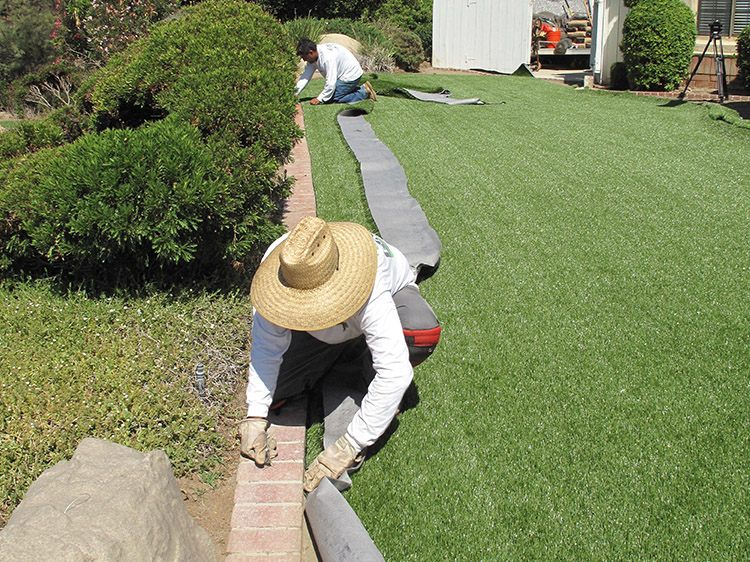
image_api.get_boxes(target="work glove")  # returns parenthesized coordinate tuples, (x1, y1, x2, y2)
(238, 417, 277, 467)
(303, 435, 359, 492)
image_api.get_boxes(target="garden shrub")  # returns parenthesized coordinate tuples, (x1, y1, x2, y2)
(0, 1, 57, 86)
(0, 119, 65, 160)
(738, 26, 750, 90)
(283, 16, 327, 44)
(620, 0, 697, 91)
(0, 116, 284, 276)
(0, 0, 299, 279)
(388, 27, 424, 71)
(3, 60, 86, 114)
(367, 0, 432, 58)
(610, 61, 630, 90)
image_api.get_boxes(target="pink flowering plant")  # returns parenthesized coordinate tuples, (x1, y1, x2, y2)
(66, 0, 178, 62)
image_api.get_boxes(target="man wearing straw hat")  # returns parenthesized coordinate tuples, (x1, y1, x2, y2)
(239, 216, 440, 492)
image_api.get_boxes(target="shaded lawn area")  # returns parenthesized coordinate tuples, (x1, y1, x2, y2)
(300, 74, 750, 560)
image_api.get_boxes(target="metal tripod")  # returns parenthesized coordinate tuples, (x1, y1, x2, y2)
(681, 20, 729, 102)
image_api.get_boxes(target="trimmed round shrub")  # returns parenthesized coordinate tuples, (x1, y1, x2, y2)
(0, 116, 275, 276)
(620, 0, 697, 91)
(1, 0, 299, 281)
(738, 26, 750, 90)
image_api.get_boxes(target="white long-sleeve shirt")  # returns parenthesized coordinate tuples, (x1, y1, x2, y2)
(246, 232, 416, 451)
(295, 43, 363, 103)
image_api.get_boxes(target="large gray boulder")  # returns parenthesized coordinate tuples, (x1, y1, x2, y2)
(0, 438, 217, 562)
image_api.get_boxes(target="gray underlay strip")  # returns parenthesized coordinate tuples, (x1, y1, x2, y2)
(337, 109, 442, 279)
(305, 477, 386, 562)
(306, 104, 447, 559)
(400, 88, 484, 105)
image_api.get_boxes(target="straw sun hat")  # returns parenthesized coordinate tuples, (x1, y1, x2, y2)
(250, 216, 378, 331)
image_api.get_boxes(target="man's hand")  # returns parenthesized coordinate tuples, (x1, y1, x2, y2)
(303, 435, 358, 492)
(310, 98, 321, 105)
(238, 417, 277, 466)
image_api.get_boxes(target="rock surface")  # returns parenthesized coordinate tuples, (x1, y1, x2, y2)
(0, 438, 217, 562)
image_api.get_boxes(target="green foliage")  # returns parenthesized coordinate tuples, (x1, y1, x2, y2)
(2, 60, 86, 114)
(737, 26, 750, 90)
(283, 16, 327, 44)
(0, 119, 65, 159)
(620, 0, 697, 91)
(610, 61, 629, 90)
(0, 281, 253, 526)
(1, 0, 298, 281)
(0, 116, 287, 277)
(255, 0, 382, 22)
(0, 1, 58, 86)
(368, 0, 432, 57)
(623, 0, 641, 6)
(322, 18, 391, 49)
(389, 28, 424, 71)
(78, 0, 179, 62)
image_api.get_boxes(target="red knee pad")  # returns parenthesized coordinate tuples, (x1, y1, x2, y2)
(403, 326, 441, 366)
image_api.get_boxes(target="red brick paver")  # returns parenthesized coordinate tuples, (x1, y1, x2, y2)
(227, 105, 316, 561)
(282, 106, 317, 230)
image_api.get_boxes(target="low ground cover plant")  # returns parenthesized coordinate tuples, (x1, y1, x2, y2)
(0, 280, 252, 526)
(301, 74, 749, 560)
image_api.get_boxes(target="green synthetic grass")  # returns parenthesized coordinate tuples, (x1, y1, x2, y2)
(300, 75, 750, 560)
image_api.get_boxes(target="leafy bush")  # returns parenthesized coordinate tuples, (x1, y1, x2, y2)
(384, 26, 424, 71)
(738, 26, 750, 90)
(0, 119, 65, 160)
(1, 0, 299, 280)
(610, 61, 629, 90)
(3, 60, 87, 114)
(323, 18, 391, 49)
(620, 0, 696, 91)
(0, 116, 285, 277)
(368, 0, 432, 57)
(283, 16, 327, 44)
(0, 1, 58, 86)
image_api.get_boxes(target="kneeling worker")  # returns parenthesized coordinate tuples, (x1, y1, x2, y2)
(240, 217, 440, 492)
(295, 38, 377, 105)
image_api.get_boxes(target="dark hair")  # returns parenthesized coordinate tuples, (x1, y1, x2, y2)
(296, 38, 317, 56)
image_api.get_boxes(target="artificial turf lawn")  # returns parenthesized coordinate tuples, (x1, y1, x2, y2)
(300, 74, 749, 560)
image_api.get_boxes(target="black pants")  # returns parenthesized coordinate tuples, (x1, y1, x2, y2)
(273, 285, 440, 404)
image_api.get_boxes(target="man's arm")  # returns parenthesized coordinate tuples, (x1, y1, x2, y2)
(345, 292, 413, 450)
(245, 313, 291, 417)
(295, 63, 315, 97)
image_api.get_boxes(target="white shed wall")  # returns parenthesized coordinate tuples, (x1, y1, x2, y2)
(433, 0, 533, 74)
(591, 0, 628, 85)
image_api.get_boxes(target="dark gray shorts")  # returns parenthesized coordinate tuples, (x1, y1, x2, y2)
(272, 285, 440, 403)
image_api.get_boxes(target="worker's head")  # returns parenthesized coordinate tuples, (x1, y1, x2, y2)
(296, 38, 318, 64)
(250, 217, 377, 331)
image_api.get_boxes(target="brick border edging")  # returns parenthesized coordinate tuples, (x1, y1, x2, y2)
(226, 105, 316, 561)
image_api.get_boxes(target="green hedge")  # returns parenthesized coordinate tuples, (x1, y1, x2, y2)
(620, 0, 696, 91)
(1, 117, 267, 275)
(1, 0, 299, 281)
(738, 26, 750, 90)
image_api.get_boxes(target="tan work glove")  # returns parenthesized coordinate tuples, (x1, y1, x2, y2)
(238, 417, 277, 466)
(303, 435, 358, 492)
